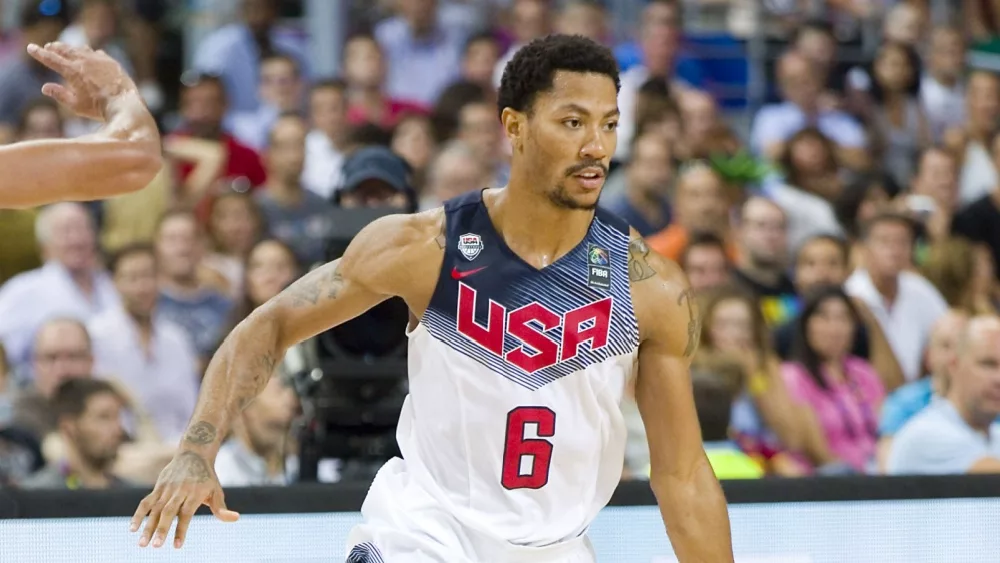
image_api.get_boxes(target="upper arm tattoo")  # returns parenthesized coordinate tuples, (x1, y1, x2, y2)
(677, 288, 700, 358)
(285, 262, 345, 308)
(628, 237, 657, 282)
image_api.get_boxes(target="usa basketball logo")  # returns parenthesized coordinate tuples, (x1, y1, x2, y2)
(458, 233, 484, 261)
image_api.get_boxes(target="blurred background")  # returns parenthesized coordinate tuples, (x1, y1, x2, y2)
(1, 0, 1000, 560)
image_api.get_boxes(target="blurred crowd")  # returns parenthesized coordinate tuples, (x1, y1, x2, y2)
(1, 0, 1000, 494)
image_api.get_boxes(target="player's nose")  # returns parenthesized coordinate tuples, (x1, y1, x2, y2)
(578, 128, 608, 161)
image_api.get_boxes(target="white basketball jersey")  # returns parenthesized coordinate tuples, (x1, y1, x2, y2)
(358, 190, 640, 553)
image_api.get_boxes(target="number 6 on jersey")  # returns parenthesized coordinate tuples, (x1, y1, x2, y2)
(501, 406, 556, 489)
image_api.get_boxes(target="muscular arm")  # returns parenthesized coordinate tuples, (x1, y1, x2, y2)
(176, 212, 442, 461)
(630, 236, 735, 563)
(0, 92, 161, 209)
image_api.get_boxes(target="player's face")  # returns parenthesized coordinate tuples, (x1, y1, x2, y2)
(517, 70, 619, 210)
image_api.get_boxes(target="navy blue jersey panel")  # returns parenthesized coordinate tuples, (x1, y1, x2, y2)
(423, 190, 639, 390)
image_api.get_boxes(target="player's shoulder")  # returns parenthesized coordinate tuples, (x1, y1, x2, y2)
(355, 207, 445, 252)
(626, 227, 696, 345)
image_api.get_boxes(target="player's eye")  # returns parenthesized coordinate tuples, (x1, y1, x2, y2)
(564, 118, 582, 129)
(604, 121, 619, 131)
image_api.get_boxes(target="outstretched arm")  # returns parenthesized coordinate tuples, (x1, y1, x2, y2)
(132, 211, 443, 549)
(0, 44, 161, 209)
(630, 236, 735, 563)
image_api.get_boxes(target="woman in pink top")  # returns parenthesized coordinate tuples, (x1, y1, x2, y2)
(782, 286, 887, 473)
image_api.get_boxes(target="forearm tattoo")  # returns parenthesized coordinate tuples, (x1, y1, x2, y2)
(628, 238, 657, 282)
(183, 421, 217, 446)
(286, 262, 344, 307)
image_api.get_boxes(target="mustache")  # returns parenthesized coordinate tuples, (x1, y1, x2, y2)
(564, 160, 608, 177)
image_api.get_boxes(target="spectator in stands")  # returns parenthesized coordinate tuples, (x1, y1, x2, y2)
(302, 79, 349, 199)
(230, 54, 306, 151)
(0, 203, 120, 374)
(461, 32, 501, 90)
(878, 309, 968, 471)
(9, 318, 93, 442)
(846, 212, 948, 382)
(790, 20, 843, 105)
(17, 97, 63, 141)
(256, 113, 334, 267)
(952, 129, 1000, 279)
(166, 73, 267, 218)
(731, 198, 797, 327)
(492, 0, 553, 89)
(766, 127, 844, 252)
(920, 26, 966, 142)
(691, 360, 764, 480)
(647, 162, 733, 262)
(204, 192, 263, 300)
(921, 238, 1000, 316)
(456, 98, 508, 186)
(776, 234, 905, 391)
(679, 232, 731, 293)
(21, 379, 128, 489)
(615, 0, 703, 161)
(676, 90, 721, 161)
(420, 141, 490, 211)
(390, 113, 437, 194)
(699, 287, 808, 475)
(553, 0, 607, 43)
(750, 51, 868, 171)
(336, 146, 417, 212)
(888, 315, 1000, 475)
(882, 2, 924, 47)
(909, 146, 959, 244)
(343, 33, 428, 129)
(943, 70, 1000, 208)
(783, 286, 886, 474)
(215, 370, 299, 486)
(89, 244, 200, 444)
(0, 0, 69, 144)
(863, 42, 929, 190)
(629, 79, 682, 160)
(374, 0, 467, 106)
(155, 210, 234, 366)
(231, 239, 300, 326)
(191, 0, 309, 114)
(600, 130, 673, 237)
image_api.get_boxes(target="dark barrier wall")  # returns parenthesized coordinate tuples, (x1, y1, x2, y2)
(3, 475, 1000, 519)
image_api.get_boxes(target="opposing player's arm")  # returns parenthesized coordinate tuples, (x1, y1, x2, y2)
(179, 210, 443, 459)
(629, 234, 735, 563)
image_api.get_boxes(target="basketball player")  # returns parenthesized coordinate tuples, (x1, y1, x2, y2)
(131, 35, 734, 562)
(0, 43, 161, 209)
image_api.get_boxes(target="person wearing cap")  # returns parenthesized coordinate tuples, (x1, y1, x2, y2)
(254, 113, 334, 268)
(335, 146, 418, 212)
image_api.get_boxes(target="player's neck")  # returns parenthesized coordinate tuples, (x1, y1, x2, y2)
(486, 187, 594, 268)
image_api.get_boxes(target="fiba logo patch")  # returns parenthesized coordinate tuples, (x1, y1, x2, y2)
(587, 244, 611, 289)
(458, 233, 484, 261)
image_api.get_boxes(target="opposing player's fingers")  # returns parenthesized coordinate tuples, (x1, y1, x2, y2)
(130, 494, 156, 533)
(44, 42, 80, 59)
(173, 496, 201, 549)
(26, 44, 72, 73)
(40, 83, 76, 108)
(151, 497, 183, 548)
(207, 489, 240, 523)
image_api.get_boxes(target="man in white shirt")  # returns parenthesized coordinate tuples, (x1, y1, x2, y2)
(920, 26, 966, 143)
(888, 315, 1000, 475)
(228, 54, 305, 151)
(302, 79, 349, 199)
(0, 203, 120, 374)
(846, 212, 948, 382)
(89, 244, 200, 444)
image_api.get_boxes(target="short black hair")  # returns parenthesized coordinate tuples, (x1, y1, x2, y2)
(497, 34, 620, 120)
(52, 378, 120, 422)
(680, 231, 728, 268)
(860, 210, 917, 241)
(791, 19, 835, 43)
(796, 234, 849, 266)
(310, 77, 348, 96)
(464, 30, 498, 55)
(108, 242, 156, 275)
(260, 52, 301, 78)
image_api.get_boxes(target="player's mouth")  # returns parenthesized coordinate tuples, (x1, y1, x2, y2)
(572, 167, 606, 191)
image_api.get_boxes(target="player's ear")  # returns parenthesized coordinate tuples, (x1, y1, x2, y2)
(500, 107, 524, 152)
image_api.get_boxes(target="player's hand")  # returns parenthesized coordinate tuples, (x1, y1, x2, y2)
(26, 42, 139, 122)
(130, 450, 240, 549)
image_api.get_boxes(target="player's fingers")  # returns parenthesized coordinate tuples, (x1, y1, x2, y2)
(40, 83, 77, 108)
(207, 488, 240, 523)
(151, 496, 183, 548)
(26, 44, 72, 74)
(130, 493, 156, 533)
(138, 499, 165, 547)
(43, 42, 81, 60)
(173, 496, 201, 549)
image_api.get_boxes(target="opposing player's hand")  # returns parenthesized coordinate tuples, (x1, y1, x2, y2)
(26, 42, 139, 122)
(131, 451, 240, 549)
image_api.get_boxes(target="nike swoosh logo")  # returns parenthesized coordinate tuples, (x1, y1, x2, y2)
(451, 266, 488, 280)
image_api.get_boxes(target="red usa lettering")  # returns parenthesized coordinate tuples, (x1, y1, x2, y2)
(456, 282, 612, 373)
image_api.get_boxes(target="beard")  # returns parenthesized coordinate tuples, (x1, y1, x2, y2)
(546, 181, 599, 211)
